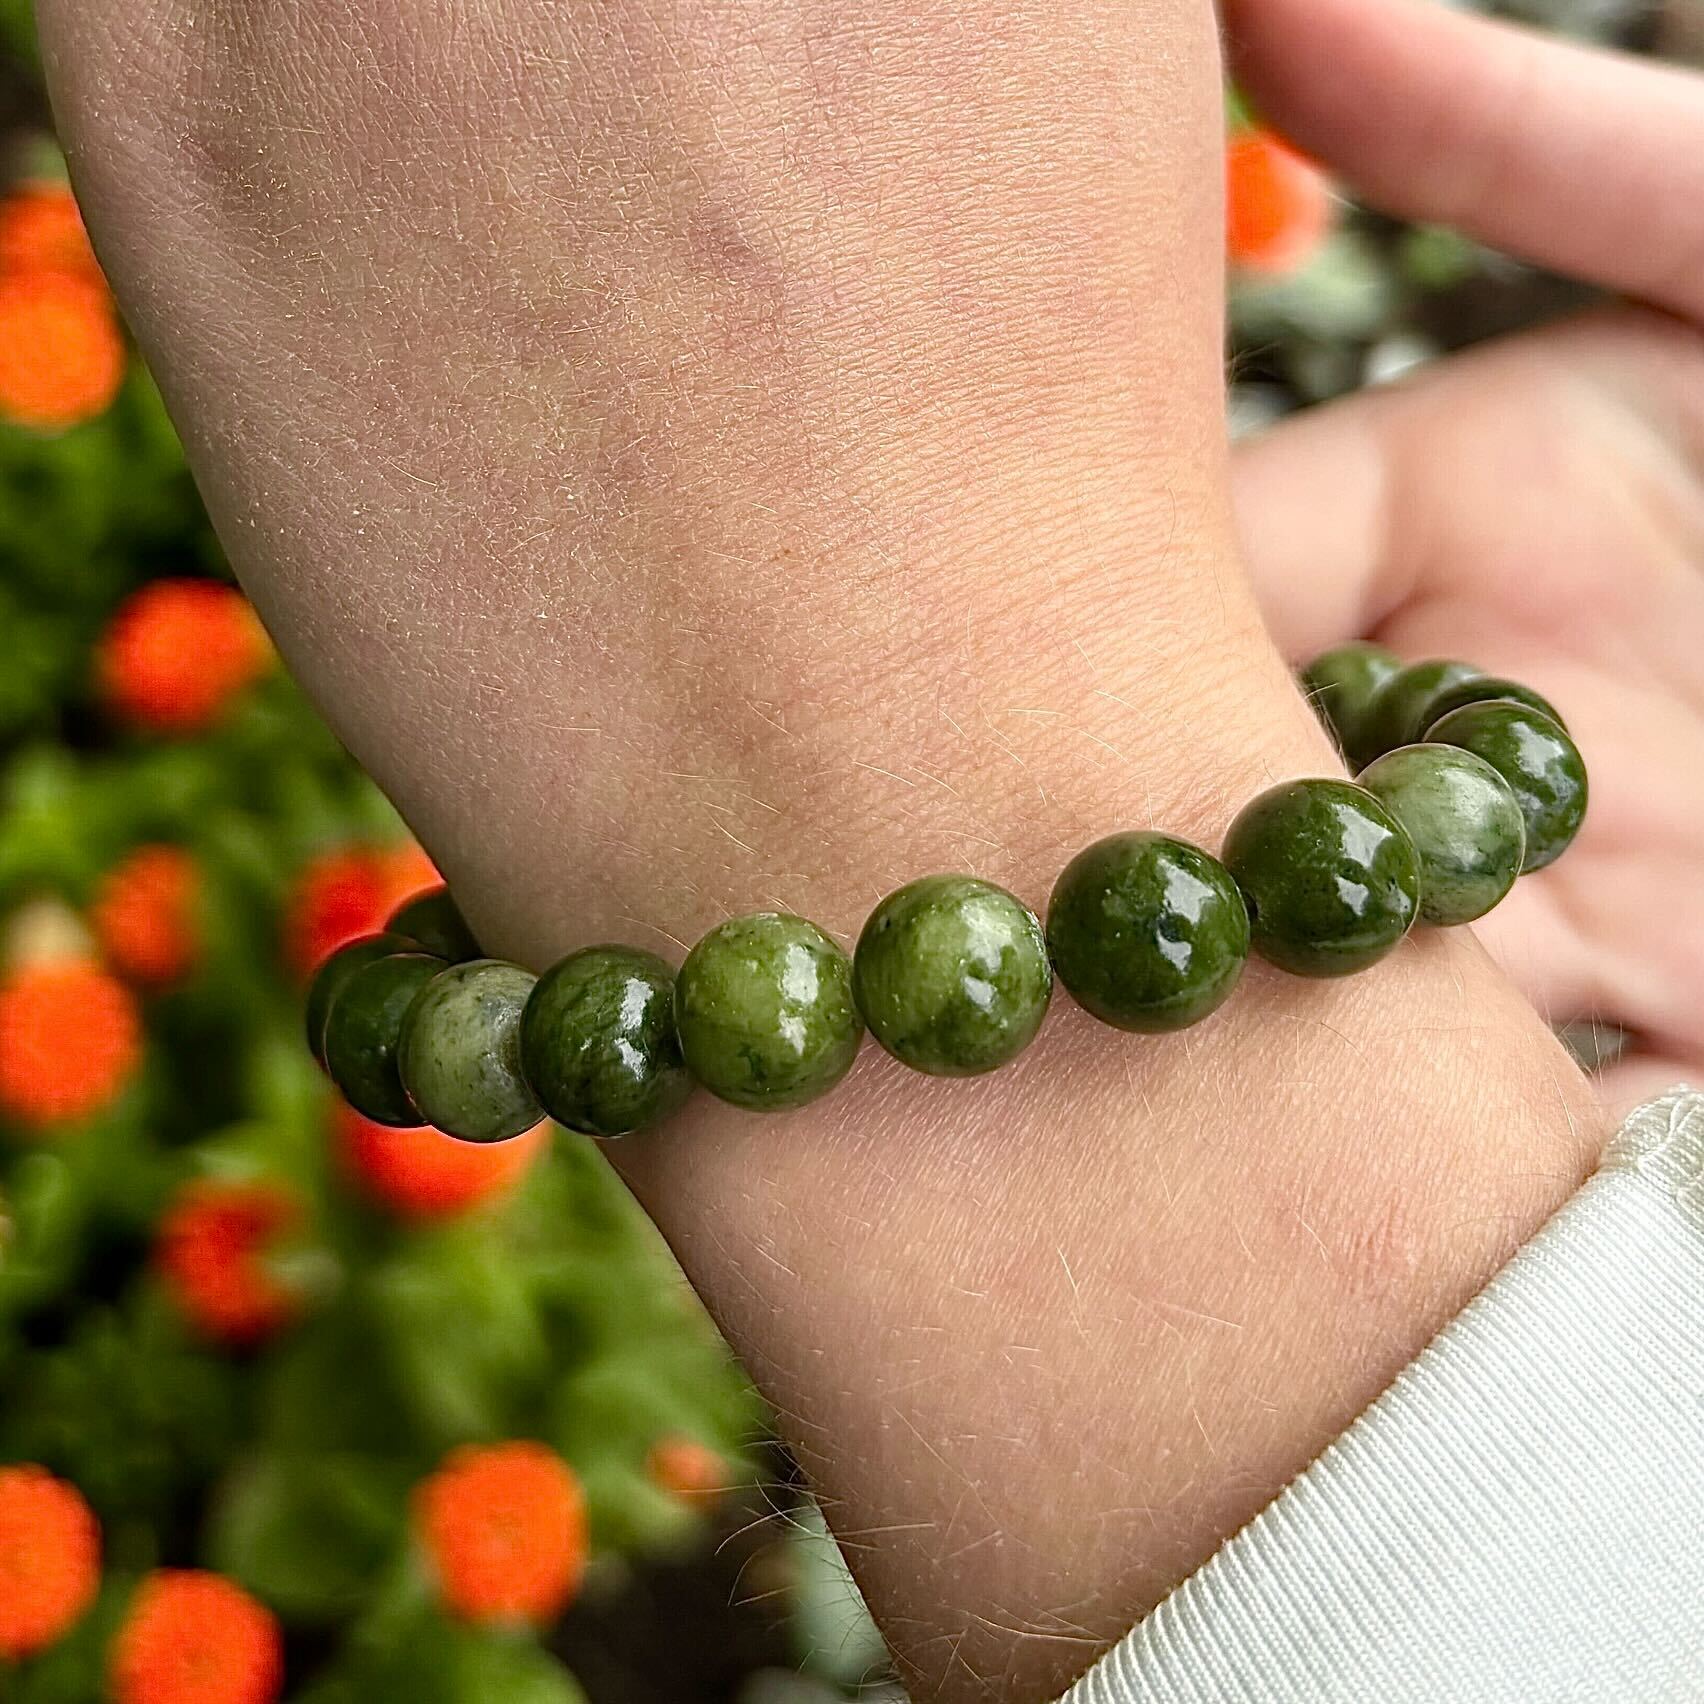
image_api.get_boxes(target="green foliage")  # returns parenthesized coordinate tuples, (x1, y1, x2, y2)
(0, 0, 34, 65)
(299, 1610, 589, 1704)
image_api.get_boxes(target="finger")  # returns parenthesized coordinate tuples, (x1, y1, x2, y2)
(1598, 1054, 1703, 1122)
(1223, 0, 1704, 322)
(1231, 380, 1405, 654)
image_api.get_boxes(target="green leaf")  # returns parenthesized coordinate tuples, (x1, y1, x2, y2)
(367, 1231, 550, 1446)
(299, 1610, 587, 1704)
(207, 1452, 409, 1621)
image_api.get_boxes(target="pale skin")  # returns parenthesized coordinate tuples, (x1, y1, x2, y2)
(31, 0, 1703, 1697)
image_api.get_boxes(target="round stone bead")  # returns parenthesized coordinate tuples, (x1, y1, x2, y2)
(386, 886, 481, 963)
(675, 914, 863, 1111)
(1358, 745, 1526, 925)
(1361, 659, 1481, 761)
(1222, 779, 1421, 977)
(1047, 833, 1249, 1031)
(397, 959, 542, 1143)
(1300, 642, 1402, 769)
(521, 947, 692, 1137)
(853, 876, 1051, 1075)
(323, 951, 443, 1126)
(1419, 675, 1565, 736)
(1426, 702, 1587, 872)
(305, 932, 418, 1066)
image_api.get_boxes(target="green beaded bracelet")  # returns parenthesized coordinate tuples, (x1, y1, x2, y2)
(306, 650, 1586, 1140)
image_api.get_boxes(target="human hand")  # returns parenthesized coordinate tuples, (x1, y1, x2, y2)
(1229, 0, 1704, 1111)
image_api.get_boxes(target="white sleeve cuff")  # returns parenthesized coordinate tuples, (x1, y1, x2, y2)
(1064, 1087, 1704, 1704)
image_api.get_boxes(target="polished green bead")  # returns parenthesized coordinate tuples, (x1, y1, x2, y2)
(323, 951, 443, 1125)
(1223, 779, 1420, 976)
(1426, 702, 1587, 872)
(397, 959, 542, 1142)
(1419, 675, 1566, 736)
(675, 914, 863, 1111)
(1047, 833, 1249, 1031)
(1361, 659, 1481, 761)
(386, 886, 481, 962)
(1359, 745, 1526, 925)
(521, 947, 692, 1137)
(1300, 642, 1402, 769)
(304, 932, 419, 1066)
(853, 876, 1051, 1075)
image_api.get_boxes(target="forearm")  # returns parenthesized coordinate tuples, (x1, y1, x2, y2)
(43, 2, 1602, 1697)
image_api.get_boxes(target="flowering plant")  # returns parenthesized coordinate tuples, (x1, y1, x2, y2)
(0, 174, 761, 1704)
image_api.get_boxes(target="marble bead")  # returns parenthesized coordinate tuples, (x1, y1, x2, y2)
(386, 886, 481, 963)
(521, 946, 692, 1137)
(1222, 779, 1420, 976)
(1426, 702, 1587, 872)
(1047, 832, 1249, 1030)
(854, 876, 1051, 1074)
(675, 914, 863, 1111)
(1359, 744, 1526, 925)
(323, 951, 443, 1126)
(396, 959, 542, 1142)
(1301, 641, 1402, 769)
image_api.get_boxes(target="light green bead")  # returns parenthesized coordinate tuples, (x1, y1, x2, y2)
(1359, 745, 1526, 925)
(397, 959, 542, 1142)
(675, 914, 863, 1111)
(854, 876, 1051, 1075)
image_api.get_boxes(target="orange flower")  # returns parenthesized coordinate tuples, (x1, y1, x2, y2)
(1226, 128, 1333, 274)
(155, 1180, 301, 1348)
(0, 183, 106, 292)
(335, 1101, 547, 1219)
(110, 1571, 282, 1704)
(284, 842, 438, 978)
(0, 1465, 100, 1661)
(0, 958, 141, 1129)
(93, 845, 200, 989)
(647, 1436, 727, 1504)
(415, 1442, 588, 1625)
(0, 272, 123, 431)
(97, 579, 271, 735)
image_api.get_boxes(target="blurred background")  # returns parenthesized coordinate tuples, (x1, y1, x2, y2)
(0, 0, 1689, 1699)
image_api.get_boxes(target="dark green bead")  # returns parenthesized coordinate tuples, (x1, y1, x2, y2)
(323, 951, 443, 1125)
(1426, 702, 1587, 873)
(386, 886, 481, 962)
(304, 932, 419, 1066)
(1359, 745, 1526, 925)
(521, 947, 692, 1137)
(853, 876, 1051, 1075)
(1361, 660, 1481, 761)
(1300, 642, 1402, 769)
(1419, 675, 1566, 736)
(1223, 779, 1420, 977)
(675, 914, 863, 1111)
(1047, 833, 1249, 1031)
(397, 959, 542, 1142)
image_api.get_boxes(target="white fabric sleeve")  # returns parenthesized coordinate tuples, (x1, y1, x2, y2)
(1063, 1086, 1704, 1704)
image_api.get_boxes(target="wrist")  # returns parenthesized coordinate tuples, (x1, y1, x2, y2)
(609, 913, 1597, 1703)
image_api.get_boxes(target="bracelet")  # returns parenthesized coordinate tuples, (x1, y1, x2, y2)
(306, 647, 1586, 1142)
